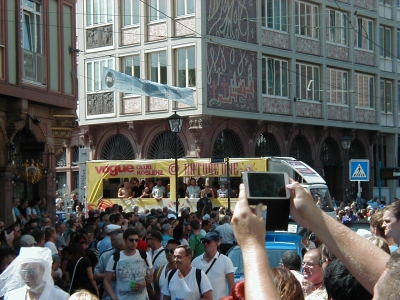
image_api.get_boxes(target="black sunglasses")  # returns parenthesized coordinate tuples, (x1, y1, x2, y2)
(165, 249, 176, 254)
(201, 240, 214, 244)
(128, 238, 139, 243)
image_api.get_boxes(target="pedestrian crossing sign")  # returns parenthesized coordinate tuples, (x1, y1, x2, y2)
(349, 159, 369, 181)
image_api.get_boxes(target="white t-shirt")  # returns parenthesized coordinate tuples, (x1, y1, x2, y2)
(162, 267, 212, 300)
(186, 186, 201, 198)
(44, 241, 58, 255)
(191, 252, 234, 300)
(106, 250, 153, 300)
(26, 207, 37, 219)
(152, 247, 168, 270)
(152, 185, 165, 198)
(217, 189, 228, 197)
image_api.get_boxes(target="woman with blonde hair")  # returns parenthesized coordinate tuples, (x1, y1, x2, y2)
(69, 289, 99, 299)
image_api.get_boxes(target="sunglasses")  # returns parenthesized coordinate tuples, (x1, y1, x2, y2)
(165, 249, 176, 254)
(128, 238, 139, 243)
(20, 269, 35, 277)
(201, 240, 214, 244)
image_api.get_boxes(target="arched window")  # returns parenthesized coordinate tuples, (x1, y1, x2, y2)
(212, 130, 244, 158)
(320, 137, 341, 166)
(349, 139, 366, 159)
(100, 134, 135, 160)
(255, 132, 281, 157)
(148, 131, 185, 159)
(290, 134, 313, 166)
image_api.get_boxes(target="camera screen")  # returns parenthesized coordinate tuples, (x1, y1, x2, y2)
(247, 173, 287, 198)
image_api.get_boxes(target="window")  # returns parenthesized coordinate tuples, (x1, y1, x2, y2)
(22, 0, 45, 83)
(295, 1, 319, 39)
(379, 0, 391, 5)
(22, 0, 42, 53)
(379, 26, 391, 58)
(326, 68, 348, 105)
(122, 55, 140, 95)
(86, 58, 114, 92)
(380, 79, 392, 112)
(296, 62, 320, 101)
(123, 0, 140, 26)
(149, 0, 166, 22)
(397, 31, 400, 60)
(123, 55, 140, 78)
(326, 9, 347, 45)
(354, 17, 373, 51)
(86, 0, 113, 27)
(262, 57, 289, 97)
(149, 51, 167, 84)
(176, 47, 195, 87)
(354, 73, 374, 108)
(176, 0, 195, 16)
(262, 0, 288, 32)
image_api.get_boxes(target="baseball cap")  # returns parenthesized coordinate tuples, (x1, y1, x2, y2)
(20, 235, 37, 247)
(344, 206, 350, 211)
(200, 232, 220, 242)
(106, 224, 121, 233)
(161, 223, 172, 232)
(202, 214, 210, 221)
(167, 213, 177, 220)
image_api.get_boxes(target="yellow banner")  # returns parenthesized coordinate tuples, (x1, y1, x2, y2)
(86, 158, 266, 205)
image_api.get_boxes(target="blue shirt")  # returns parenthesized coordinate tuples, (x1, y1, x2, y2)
(162, 234, 172, 247)
(98, 235, 112, 256)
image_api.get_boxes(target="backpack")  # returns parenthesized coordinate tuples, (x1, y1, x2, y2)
(112, 249, 149, 270)
(167, 268, 202, 297)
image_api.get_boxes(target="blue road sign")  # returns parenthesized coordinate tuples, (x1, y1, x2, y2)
(349, 159, 369, 181)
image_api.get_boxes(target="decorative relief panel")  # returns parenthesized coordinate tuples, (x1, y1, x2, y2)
(296, 102, 322, 118)
(354, 0, 375, 9)
(148, 97, 168, 111)
(86, 25, 113, 49)
(262, 97, 291, 115)
(296, 37, 321, 56)
(87, 92, 114, 115)
(326, 44, 349, 61)
(327, 105, 350, 121)
(122, 26, 140, 45)
(207, 43, 258, 112)
(206, 0, 257, 43)
(261, 30, 290, 50)
(123, 96, 142, 114)
(176, 90, 197, 109)
(356, 108, 376, 123)
(175, 17, 196, 36)
(354, 49, 375, 66)
(147, 22, 167, 42)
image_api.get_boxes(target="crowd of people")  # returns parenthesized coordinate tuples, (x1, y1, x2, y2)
(0, 177, 399, 299)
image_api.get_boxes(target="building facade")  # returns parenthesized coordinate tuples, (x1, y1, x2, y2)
(0, 0, 79, 224)
(75, 0, 400, 205)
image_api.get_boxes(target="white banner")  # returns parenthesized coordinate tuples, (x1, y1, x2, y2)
(102, 67, 194, 107)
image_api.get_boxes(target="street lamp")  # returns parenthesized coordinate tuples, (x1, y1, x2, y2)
(168, 112, 183, 214)
(340, 136, 352, 201)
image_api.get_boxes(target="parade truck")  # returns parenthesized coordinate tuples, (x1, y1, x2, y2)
(85, 157, 335, 216)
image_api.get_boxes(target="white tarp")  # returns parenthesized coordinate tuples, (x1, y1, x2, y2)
(102, 67, 194, 106)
